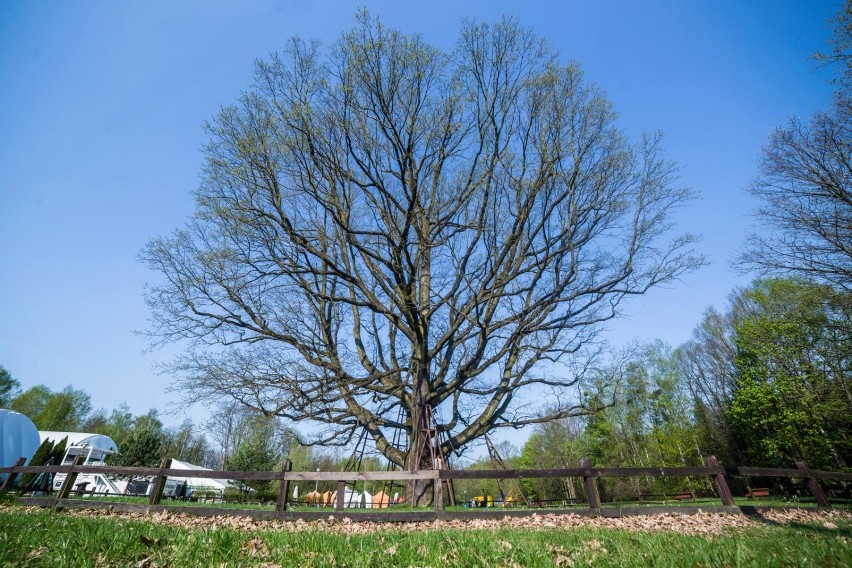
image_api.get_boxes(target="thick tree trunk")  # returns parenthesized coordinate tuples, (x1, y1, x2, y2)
(405, 340, 436, 506)
(407, 371, 437, 507)
(405, 448, 436, 507)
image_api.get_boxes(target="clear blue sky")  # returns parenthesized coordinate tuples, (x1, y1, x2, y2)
(0, 1, 838, 435)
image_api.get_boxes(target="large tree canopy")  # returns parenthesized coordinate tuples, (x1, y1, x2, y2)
(677, 278, 851, 469)
(9, 385, 92, 431)
(730, 279, 851, 469)
(142, 15, 702, 470)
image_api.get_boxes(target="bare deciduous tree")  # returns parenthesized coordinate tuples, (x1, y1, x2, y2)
(740, 2, 852, 290)
(142, 15, 702, 487)
(737, 94, 852, 290)
(814, 0, 852, 90)
(675, 289, 751, 464)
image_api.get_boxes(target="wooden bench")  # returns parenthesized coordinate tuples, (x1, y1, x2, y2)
(630, 493, 692, 503)
(747, 487, 770, 499)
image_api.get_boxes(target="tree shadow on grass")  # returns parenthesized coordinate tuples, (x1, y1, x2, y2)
(742, 508, 852, 538)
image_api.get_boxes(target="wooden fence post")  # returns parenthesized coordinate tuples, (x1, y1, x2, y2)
(335, 480, 345, 513)
(434, 472, 444, 514)
(56, 455, 86, 505)
(276, 459, 292, 512)
(705, 455, 735, 506)
(580, 457, 601, 509)
(0, 457, 26, 492)
(796, 459, 831, 508)
(148, 457, 172, 505)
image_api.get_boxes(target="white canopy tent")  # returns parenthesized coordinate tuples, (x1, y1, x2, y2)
(168, 459, 230, 493)
(330, 487, 362, 508)
(39, 431, 118, 454)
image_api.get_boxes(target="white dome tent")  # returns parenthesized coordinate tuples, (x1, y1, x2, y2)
(38, 431, 121, 494)
(39, 431, 118, 463)
(0, 410, 41, 481)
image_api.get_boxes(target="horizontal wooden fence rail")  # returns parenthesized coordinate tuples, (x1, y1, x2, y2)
(438, 466, 722, 480)
(0, 464, 440, 481)
(3, 463, 849, 483)
(724, 467, 852, 481)
(2, 455, 849, 523)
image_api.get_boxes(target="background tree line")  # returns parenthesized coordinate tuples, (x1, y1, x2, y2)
(478, 277, 850, 504)
(1, 369, 374, 496)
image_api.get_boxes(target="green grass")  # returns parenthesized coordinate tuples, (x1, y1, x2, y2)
(1, 505, 850, 567)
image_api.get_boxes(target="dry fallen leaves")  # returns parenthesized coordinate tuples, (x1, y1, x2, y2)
(242, 536, 269, 558)
(582, 539, 606, 553)
(581, 538, 608, 565)
(547, 544, 574, 567)
(2, 503, 849, 538)
(25, 546, 49, 560)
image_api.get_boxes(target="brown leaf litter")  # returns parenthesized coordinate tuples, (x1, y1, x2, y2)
(2, 504, 849, 537)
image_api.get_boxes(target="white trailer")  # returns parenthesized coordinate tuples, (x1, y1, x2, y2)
(40, 432, 222, 499)
(40, 431, 129, 495)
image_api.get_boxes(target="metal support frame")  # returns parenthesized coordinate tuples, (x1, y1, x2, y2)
(484, 434, 531, 507)
(410, 403, 456, 507)
(380, 406, 408, 506)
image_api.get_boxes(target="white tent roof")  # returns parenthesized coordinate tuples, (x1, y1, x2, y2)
(168, 459, 229, 491)
(39, 431, 118, 453)
(1, 409, 41, 470)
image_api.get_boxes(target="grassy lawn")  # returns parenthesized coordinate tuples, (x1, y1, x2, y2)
(1, 505, 850, 567)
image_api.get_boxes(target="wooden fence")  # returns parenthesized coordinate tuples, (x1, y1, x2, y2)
(2, 455, 850, 522)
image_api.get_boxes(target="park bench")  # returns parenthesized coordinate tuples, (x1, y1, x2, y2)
(636, 492, 695, 503)
(747, 487, 770, 499)
(530, 498, 579, 508)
